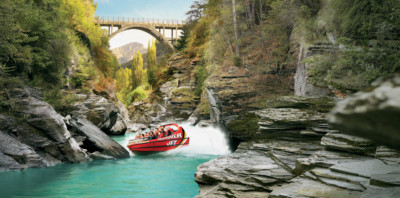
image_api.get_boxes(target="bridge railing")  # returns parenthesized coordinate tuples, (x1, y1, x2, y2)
(95, 16, 186, 26)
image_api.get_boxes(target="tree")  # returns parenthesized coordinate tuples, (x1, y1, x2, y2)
(175, 28, 189, 51)
(232, 0, 240, 58)
(146, 40, 157, 86)
(131, 51, 146, 89)
(186, 1, 205, 22)
(115, 67, 132, 105)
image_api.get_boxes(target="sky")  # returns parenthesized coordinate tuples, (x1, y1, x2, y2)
(94, 0, 196, 49)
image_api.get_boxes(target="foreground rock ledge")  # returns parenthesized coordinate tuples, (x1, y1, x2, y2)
(328, 74, 400, 150)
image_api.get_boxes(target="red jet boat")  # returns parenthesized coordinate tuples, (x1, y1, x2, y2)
(127, 124, 190, 154)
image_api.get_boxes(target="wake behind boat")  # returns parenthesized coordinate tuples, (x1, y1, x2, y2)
(127, 124, 190, 154)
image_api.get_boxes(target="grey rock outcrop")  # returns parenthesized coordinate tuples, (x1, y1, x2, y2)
(8, 87, 71, 142)
(328, 74, 400, 150)
(7, 87, 90, 163)
(0, 86, 130, 171)
(72, 94, 127, 135)
(66, 116, 130, 158)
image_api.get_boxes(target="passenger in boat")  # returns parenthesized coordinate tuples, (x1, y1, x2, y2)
(157, 129, 161, 137)
(151, 131, 157, 140)
(168, 128, 173, 136)
(160, 129, 165, 138)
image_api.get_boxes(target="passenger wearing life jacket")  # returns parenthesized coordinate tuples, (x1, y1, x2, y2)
(158, 129, 164, 138)
(161, 129, 165, 138)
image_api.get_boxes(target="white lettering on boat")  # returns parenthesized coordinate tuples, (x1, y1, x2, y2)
(158, 133, 182, 141)
(167, 140, 177, 146)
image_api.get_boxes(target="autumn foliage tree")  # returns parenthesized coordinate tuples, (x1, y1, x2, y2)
(146, 40, 157, 86)
(131, 51, 147, 90)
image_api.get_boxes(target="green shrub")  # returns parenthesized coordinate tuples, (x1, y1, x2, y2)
(128, 86, 148, 104)
(227, 113, 259, 140)
(195, 65, 208, 96)
(308, 46, 400, 91)
(44, 90, 79, 115)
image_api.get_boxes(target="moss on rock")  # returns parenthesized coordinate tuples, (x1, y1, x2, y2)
(227, 113, 260, 141)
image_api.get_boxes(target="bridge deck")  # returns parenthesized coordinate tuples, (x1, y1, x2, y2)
(95, 16, 184, 28)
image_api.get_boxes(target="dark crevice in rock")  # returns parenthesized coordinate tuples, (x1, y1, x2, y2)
(81, 138, 102, 153)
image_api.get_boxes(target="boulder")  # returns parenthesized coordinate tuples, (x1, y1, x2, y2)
(66, 116, 130, 158)
(328, 74, 400, 150)
(127, 123, 147, 133)
(100, 113, 127, 135)
(72, 94, 127, 135)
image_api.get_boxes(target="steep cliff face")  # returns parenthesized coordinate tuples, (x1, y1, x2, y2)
(294, 43, 339, 97)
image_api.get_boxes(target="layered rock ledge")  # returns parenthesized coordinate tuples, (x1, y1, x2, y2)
(195, 95, 400, 197)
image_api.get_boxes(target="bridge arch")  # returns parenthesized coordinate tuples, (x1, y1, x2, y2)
(110, 25, 174, 52)
(96, 17, 184, 53)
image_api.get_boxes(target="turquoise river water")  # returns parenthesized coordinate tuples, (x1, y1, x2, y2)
(0, 123, 231, 198)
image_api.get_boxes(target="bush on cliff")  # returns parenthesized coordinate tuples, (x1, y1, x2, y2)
(302, 0, 400, 91)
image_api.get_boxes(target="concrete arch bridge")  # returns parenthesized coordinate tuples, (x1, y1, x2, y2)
(95, 16, 185, 52)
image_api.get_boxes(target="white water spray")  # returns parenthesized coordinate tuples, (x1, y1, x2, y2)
(120, 122, 232, 157)
(165, 122, 231, 156)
